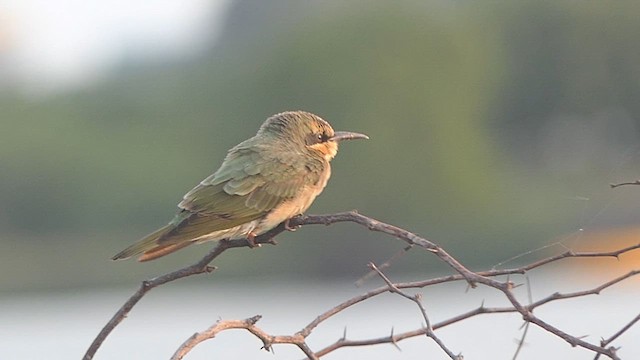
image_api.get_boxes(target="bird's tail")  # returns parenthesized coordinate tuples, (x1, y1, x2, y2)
(111, 225, 193, 262)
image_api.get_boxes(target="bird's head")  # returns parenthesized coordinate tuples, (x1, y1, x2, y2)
(259, 111, 369, 161)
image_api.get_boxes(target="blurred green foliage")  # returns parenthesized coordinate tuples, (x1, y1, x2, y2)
(3, 0, 640, 289)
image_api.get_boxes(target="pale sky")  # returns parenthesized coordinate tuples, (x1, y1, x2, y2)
(0, 0, 231, 96)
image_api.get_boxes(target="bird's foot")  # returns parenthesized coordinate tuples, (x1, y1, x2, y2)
(284, 218, 300, 232)
(246, 232, 261, 248)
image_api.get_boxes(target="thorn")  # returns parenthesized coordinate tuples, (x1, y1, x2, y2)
(389, 327, 402, 351)
(391, 341, 402, 352)
(247, 315, 262, 325)
(569, 340, 578, 347)
(341, 326, 347, 341)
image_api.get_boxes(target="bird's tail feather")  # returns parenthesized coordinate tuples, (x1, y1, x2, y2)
(137, 241, 194, 262)
(112, 224, 188, 261)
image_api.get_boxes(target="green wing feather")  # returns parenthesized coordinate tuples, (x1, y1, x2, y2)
(169, 146, 321, 241)
(112, 141, 322, 261)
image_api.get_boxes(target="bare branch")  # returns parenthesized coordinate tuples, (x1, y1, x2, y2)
(368, 262, 461, 359)
(83, 223, 293, 360)
(85, 211, 639, 360)
(594, 312, 640, 360)
(289, 212, 480, 286)
(170, 315, 319, 360)
(512, 277, 533, 360)
(171, 315, 263, 360)
(83, 242, 227, 360)
(356, 245, 413, 287)
(610, 179, 640, 188)
(526, 270, 640, 310)
(309, 266, 638, 358)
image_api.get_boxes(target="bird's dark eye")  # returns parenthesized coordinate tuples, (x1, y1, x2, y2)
(307, 132, 329, 145)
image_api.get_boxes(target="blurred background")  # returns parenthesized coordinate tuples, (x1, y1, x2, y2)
(1, 1, 640, 359)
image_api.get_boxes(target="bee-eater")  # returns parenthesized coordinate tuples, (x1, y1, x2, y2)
(112, 111, 368, 261)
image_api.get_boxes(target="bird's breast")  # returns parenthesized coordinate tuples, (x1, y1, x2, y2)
(256, 164, 331, 233)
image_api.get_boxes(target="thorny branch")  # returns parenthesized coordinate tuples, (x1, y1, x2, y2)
(368, 262, 462, 360)
(84, 211, 639, 360)
(511, 277, 533, 360)
(170, 315, 318, 360)
(593, 313, 640, 360)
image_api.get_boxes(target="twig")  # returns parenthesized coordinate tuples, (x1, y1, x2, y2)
(512, 277, 533, 360)
(525, 270, 639, 310)
(594, 312, 640, 360)
(170, 315, 319, 360)
(368, 262, 462, 359)
(356, 245, 412, 287)
(610, 179, 640, 188)
(171, 315, 263, 360)
(290, 212, 480, 286)
(83, 243, 226, 360)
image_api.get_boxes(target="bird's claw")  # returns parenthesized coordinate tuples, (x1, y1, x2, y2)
(246, 232, 261, 248)
(284, 219, 300, 232)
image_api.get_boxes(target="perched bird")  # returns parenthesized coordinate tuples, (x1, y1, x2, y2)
(112, 111, 368, 261)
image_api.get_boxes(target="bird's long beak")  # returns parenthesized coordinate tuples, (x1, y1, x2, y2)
(330, 131, 369, 142)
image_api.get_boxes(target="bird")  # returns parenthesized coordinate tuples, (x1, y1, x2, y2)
(112, 111, 369, 261)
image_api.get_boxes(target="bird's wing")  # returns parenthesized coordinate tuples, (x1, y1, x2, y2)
(157, 146, 321, 244)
